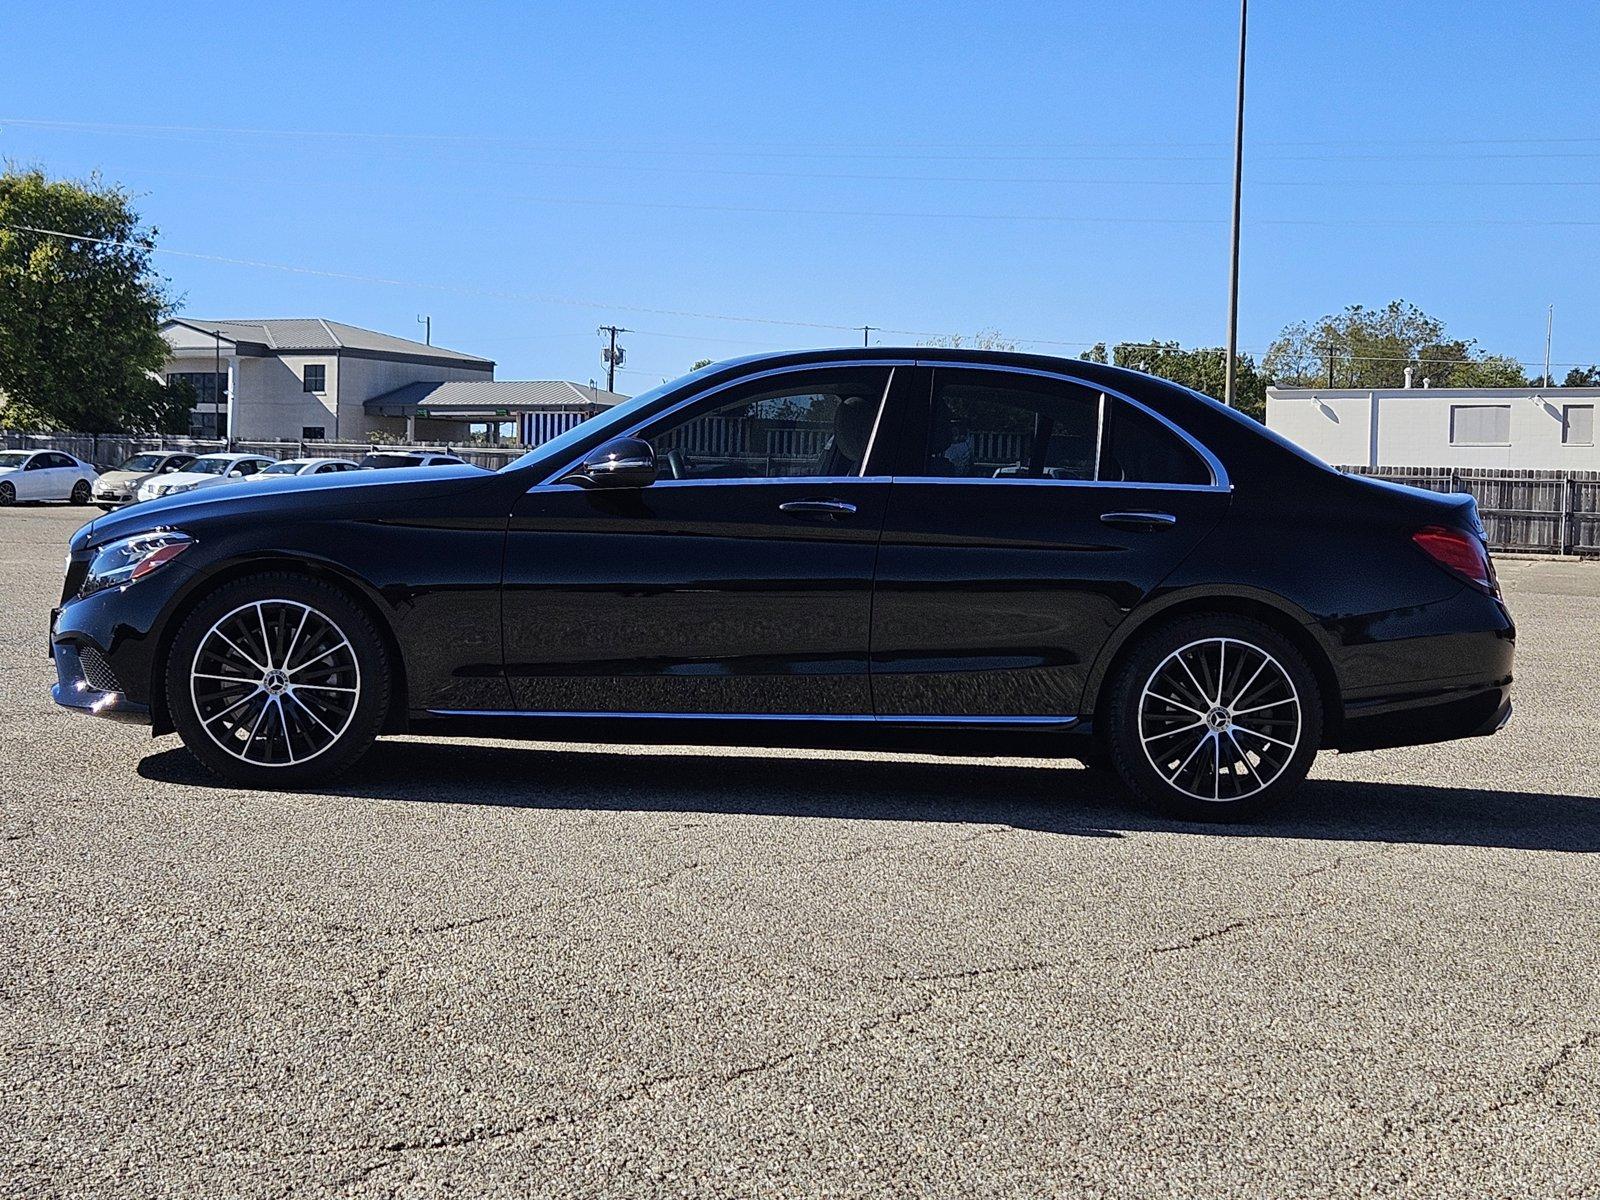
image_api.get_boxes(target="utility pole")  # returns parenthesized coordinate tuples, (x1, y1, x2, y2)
(859, 325, 876, 347)
(417, 315, 432, 346)
(598, 325, 630, 393)
(1222, 0, 1248, 408)
(1544, 305, 1554, 387)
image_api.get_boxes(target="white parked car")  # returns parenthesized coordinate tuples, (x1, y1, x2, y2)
(358, 451, 474, 469)
(135, 453, 275, 502)
(257, 457, 363, 478)
(91, 451, 198, 510)
(0, 450, 99, 506)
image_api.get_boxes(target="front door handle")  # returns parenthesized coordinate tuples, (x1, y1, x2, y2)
(1100, 510, 1178, 529)
(779, 498, 858, 518)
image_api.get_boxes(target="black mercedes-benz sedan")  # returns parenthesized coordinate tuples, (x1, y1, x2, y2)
(49, 348, 1514, 819)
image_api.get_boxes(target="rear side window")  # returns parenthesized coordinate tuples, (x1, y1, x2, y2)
(927, 370, 1098, 480)
(1099, 400, 1211, 485)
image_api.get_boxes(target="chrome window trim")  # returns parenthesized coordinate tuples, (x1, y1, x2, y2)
(920, 361, 1230, 492)
(536, 359, 914, 489)
(647, 475, 893, 489)
(887, 477, 1222, 493)
(426, 708, 1079, 727)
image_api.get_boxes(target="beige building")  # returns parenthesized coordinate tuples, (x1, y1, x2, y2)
(160, 318, 496, 442)
(1266, 385, 1600, 470)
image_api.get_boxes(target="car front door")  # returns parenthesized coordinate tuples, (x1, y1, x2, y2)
(502, 364, 905, 715)
(869, 365, 1230, 721)
(21, 454, 66, 500)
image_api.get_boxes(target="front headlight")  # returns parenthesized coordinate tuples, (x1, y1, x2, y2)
(162, 482, 200, 496)
(82, 530, 193, 595)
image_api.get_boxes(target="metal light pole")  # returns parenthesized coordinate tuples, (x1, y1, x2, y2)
(1544, 305, 1554, 387)
(417, 314, 432, 346)
(1223, 0, 1248, 408)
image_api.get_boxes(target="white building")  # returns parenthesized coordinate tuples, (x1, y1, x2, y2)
(160, 318, 496, 442)
(1266, 386, 1600, 469)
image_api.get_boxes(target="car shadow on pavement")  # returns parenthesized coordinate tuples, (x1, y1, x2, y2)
(137, 740, 1600, 852)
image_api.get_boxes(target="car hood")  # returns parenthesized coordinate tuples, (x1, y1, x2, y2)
(143, 470, 218, 489)
(0, 466, 21, 478)
(76, 462, 502, 551)
(97, 469, 149, 486)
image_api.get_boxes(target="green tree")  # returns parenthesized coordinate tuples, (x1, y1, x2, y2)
(1112, 340, 1268, 421)
(0, 169, 172, 432)
(918, 329, 1020, 352)
(690, 358, 714, 372)
(1563, 365, 1600, 387)
(1263, 300, 1527, 389)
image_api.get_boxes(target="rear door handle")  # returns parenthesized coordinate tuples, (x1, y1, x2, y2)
(1100, 510, 1178, 529)
(779, 499, 858, 517)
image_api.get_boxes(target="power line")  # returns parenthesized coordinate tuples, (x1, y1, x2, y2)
(7, 222, 1594, 372)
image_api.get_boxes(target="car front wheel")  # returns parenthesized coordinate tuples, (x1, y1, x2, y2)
(0, 481, 13, 506)
(165, 573, 391, 789)
(1104, 615, 1322, 821)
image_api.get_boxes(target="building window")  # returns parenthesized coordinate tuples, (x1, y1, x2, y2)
(302, 426, 326, 441)
(1563, 404, 1594, 446)
(1449, 404, 1511, 446)
(303, 364, 327, 393)
(167, 371, 227, 406)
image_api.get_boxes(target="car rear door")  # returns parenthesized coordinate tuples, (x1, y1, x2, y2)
(501, 363, 907, 716)
(869, 365, 1230, 721)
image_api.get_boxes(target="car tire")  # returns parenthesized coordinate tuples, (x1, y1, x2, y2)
(1104, 614, 1322, 822)
(0, 481, 13, 506)
(165, 572, 391, 790)
(70, 480, 92, 505)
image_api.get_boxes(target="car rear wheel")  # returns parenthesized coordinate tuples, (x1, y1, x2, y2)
(165, 573, 391, 789)
(1104, 615, 1322, 821)
(70, 479, 92, 505)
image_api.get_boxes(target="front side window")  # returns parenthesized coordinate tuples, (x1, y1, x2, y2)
(1563, 404, 1594, 446)
(189, 458, 231, 476)
(233, 459, 263, 476)
(260, 461, 302, 475)
(1450, 404, 1511, 446)
(303, 364, 327, 393)
(646, 368, 890, 480)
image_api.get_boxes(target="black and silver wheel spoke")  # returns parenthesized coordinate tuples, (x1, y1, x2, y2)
(190, 600, 361, 768)
(1139, 637, 1301, 804)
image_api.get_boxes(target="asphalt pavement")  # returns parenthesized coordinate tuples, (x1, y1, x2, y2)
(3, 502, 1598, 1198)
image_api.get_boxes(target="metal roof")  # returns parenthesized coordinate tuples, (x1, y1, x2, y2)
(365, 380, 629, 417)
(166, 318, 494, 366)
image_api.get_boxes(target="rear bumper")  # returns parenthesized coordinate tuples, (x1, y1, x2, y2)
(1333, 680, 1511, 752)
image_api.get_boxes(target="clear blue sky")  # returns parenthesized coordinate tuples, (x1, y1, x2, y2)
(5, 1, 1599, 388)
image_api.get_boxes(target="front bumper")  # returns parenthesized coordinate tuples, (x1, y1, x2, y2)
(50, 639, 152, 724)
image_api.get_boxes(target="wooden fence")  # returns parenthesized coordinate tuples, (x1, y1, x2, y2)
(1339, 465, 1600, 556)
(5, 429, 1598, 556)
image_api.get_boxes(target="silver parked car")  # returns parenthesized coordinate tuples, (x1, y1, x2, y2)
(91, 451, 197, 509)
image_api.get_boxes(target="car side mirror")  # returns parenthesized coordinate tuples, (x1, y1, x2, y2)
(563, 436, 658, 489)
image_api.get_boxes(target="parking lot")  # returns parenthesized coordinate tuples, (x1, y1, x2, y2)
(2, 501, 1597, 1198)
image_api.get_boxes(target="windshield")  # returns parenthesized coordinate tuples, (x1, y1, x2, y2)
(362, 454, 422, 468)
(188, 458, 232, 475)
(0, 452, 30, 469)
(118, 453, 166, 472)
(260, 461, 302, 475)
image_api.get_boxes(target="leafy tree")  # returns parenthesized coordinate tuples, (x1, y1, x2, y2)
(690, 358, 714, 372)
(1112, 340, 1268, 421)
(1080, 342, 1109, 364)
(1563, 365, 1600, 387)
(919, 329, 1020, 352)
(1263, 300, 1527, 389)
(0, 168, 172, 432)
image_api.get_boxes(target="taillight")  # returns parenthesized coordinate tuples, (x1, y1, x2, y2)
(1412, 525, 1498, 595)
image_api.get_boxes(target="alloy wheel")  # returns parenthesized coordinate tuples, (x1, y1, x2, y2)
(0, 482, 12, 506)
(189, 599, 362, 767)
(70, 480, 91, 505)
(1138, 636, 1302, 804)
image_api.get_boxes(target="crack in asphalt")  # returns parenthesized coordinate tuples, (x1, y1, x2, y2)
(1484, 1029, 1599, 1115)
